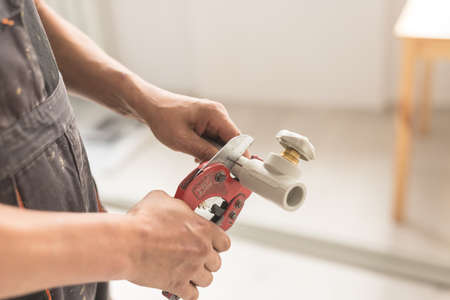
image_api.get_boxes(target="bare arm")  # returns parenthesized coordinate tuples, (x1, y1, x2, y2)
(0, 191, 229, 300)
(1, 3, 235, 298)
(35, 0, 243, 161)
(0, 203, 132, 298)
(34, 0, 146, 118)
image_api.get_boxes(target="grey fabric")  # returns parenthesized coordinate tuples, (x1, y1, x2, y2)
(0, 0, 47, 130)
(0, 76, 74, 180)
(0, 1, 109, 299)
(23, 0, 59, 95)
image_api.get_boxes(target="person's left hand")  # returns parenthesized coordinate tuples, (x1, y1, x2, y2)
(136, 88, 242, 161)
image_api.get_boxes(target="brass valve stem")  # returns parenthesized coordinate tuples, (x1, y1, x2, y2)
(281, 147, 300, 164)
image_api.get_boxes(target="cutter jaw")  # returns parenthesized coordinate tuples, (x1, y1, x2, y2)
(204, 135, 254, 171)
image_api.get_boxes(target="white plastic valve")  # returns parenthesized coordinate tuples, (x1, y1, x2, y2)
(231, 130, 315, 211)
(276, 129, 316, 161)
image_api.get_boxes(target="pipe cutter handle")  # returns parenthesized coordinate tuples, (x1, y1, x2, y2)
(162, 161, 251, 299)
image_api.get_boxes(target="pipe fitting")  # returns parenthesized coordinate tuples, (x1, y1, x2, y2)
(232, 156, 306, 211)
(230, 130, 315, 211)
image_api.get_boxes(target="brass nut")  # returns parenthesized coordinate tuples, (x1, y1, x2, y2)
(281, 147, 300, 164)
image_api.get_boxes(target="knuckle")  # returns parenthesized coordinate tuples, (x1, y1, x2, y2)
(199, 219, 213, 231)
(194, 240, 210, 257)
(214, 102, 226, 111)
(194, 219, 212, 235)
(182, 261, 198, 277)
(154, 189, 167, 196)
(225, 235, 231, 249)
(221, 234, 231, 251)
(170, 138, 185, 152)
(170, 279, 185, 293)
(190, 287, 199, 300)
(183, 285, 199, 300)
(146, 189, 167, 199)
(207, 272, 214, 286)
(204, 100, 223, 112)
(187, 233, 210, 257)
(213, 254, 222, 272)
(196, 147, 212, 161)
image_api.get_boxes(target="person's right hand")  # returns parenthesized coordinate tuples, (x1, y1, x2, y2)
(125, 190, 231, 300)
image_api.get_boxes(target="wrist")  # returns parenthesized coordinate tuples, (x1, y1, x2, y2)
(111, 213, 141, 281)
(86, 213, 140, 281)
(116, 71, 166, 124)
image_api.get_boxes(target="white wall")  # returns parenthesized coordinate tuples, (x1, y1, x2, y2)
(105, 0, 195, 94)
(187, 0, 387, 110)
(50, 0, 450, 110)
(105, 0, 388, 110)
(45, 0, 105, 46)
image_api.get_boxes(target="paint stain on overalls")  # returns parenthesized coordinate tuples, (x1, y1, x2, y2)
(0, 1, 108, 299)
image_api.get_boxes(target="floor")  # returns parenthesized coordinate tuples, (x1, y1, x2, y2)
(108, 236, 450, 300)
(72, 101, 450, 299)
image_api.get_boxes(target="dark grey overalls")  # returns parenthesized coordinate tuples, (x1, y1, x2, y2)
(1, 1, 108, 299)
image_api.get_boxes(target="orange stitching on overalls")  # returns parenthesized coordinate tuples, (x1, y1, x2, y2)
(1, 18, 15, 26)
(14, 186, 25, 208)
(45, 288, 52, 300)
(94, 184, 106, 213)
(96, 193, 106, 213)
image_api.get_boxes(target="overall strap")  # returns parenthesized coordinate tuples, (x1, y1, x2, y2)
(0, 76, 74, 180)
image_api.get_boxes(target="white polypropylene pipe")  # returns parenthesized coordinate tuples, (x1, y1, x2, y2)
(231, 157, 306, 211)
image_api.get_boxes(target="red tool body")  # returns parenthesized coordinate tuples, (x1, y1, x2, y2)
(163, 135, 254, 300)
(163, 163, 251, 300)
(175, 161, 251, 230)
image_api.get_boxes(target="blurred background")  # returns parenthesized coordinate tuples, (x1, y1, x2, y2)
(45, 0, 450, 299)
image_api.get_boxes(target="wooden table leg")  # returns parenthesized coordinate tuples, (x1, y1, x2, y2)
(420, 60, 433, 134)
(393, 39, 416, 223)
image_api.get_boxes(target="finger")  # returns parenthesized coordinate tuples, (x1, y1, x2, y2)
(136, 190, 171, 209)
(210, 227, 231, 252)
(197, 105, 240, 145)
(193, 136, 250, 161)
(205, 251, 222, 272)
(178, 282, 199, 300)
(212, 109, 251, 158)
(215, 112, 241, 144)
(191, 269, 213, 288)
(182, 130, 220, 161)
(148, 189, 170, 198)
(146, 190, 192, 213)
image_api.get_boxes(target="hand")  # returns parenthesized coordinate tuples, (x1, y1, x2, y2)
(126, 190, 231, 300)
(138, 88, 242, 161)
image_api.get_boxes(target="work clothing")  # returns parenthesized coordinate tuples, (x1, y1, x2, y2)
(0, 0, 108, 299)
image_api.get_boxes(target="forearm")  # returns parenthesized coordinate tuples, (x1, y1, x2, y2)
(33, 1, 243, 163)
(0, 204, 134, 298)
(34, 0, 162, 119)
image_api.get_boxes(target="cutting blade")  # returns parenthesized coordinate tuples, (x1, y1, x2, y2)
(203, 134, 253, 171)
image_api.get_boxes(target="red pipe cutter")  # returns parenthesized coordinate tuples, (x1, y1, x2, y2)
(163, 134, 254, 300)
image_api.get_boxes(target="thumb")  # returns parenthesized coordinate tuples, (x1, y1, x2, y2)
(182, 130, 219, 161)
